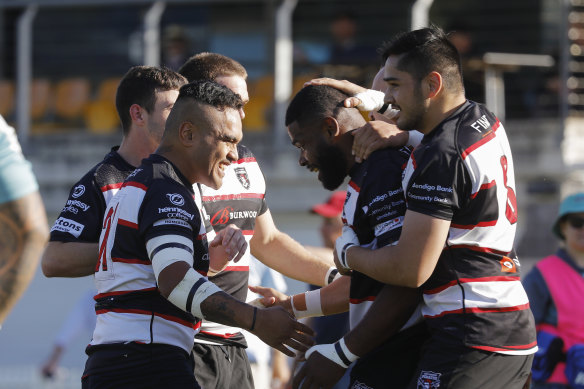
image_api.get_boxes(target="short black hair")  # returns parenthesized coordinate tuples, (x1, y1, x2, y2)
(178, 52, 247, 83)
(379, 27, 463, 92)
(116, 66, 187, 135)
(177, 80, 243, 111)
(285, 85, 350, 127)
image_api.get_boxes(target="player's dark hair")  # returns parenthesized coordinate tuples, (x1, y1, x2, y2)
(285, 85, 350, 127)
(177, 80, 243, 111)
(178, 52, 248, 82)
(379, 27, 463, 93)
(116, 66, 187, 135)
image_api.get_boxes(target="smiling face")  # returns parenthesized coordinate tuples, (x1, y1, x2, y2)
(382, 54, 429, 133)
(287, 120, 348, 191)
(192, 106, 242, 190)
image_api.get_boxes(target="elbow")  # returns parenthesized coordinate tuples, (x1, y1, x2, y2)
(41, 255, 59, 278)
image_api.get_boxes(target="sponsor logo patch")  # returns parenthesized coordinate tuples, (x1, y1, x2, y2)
(417, 371, 441, 388)
(166, 193, 185, 206)
(72, 184, 85, 198)
(50, 217, 85, 238)
(374, 216, 404, 236)
(235, 167, 250, 189)
(153, 218, 192, 230)
(500, 256, 517, 273)
(351, 380, 373, 389)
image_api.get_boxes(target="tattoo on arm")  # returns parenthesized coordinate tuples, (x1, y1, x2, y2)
(0, 192, 48, 323)
(200, 291, 248, 328)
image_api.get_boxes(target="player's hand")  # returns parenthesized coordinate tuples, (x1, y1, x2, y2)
(292, 345, 347, 389)
(304, 77, 367, 109)
(248, 285, 291, 313)
(351, 120, 408, 163)
(334, 226, 359, 275)
(208, 224, 247, 273)
(252, 306, 315, 357)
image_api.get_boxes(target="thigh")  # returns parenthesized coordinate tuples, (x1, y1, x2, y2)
(408, 342, 533, 389)
(83, 343, 199, 389)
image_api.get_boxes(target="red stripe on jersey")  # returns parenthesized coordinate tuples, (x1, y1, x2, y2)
(424, 275, 520, 295)
(223, 266, 250, 271)
(94, 287, 158, 300)
(235, 157, 256, 164)
(349, 296, 376, 304)
(411, 153, 417, 170)
(202, 193, 265, 202)
(451, 220, 497, 229)
(445, 244, 511, 256)
(118, 218, 138, 229)
(101, 182, 123, 192)
(470, 180, 496, 199)
(242, 230, 254, 236)
(348, 180, 360, 192)
(199, 330, 238, 339)
(471, 340, 537, 353)
(461, 121, 500, 159)
(122, 181, 148, 191)
(112, 257, 149, 264)
(423, 302, 530, 319)
(96, 308, 198, 328)
(196, 233, 206, 240)
(197, 269, 207, 277)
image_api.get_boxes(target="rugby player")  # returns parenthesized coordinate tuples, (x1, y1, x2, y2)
(82, 81, 313, 388)
(302, 27, 536, 389)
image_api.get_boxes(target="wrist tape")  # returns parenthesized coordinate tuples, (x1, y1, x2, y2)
(354, 89, 385, 112)
(290, 289, 323, 319)
(167, 267, 222, 319)
(305, 338, 359, 369)
(325, 267, 342, 285)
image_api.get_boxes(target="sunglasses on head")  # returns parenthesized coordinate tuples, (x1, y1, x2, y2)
(566, 215, 584, 229)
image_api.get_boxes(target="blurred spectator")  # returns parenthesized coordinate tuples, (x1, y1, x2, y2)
(303, 191, 351, 389)
(446, 22, 485, 103)
(162, 25, 191, 71)
(0, 114, 48, 325)
(245, 256, 291, 389)
(523, 192, 584, 388)
(40, 289, 96, 379)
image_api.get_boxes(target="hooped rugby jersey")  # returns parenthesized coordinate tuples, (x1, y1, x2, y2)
(345, 147, 420, 329)
(49, 148, 136, 244)
(90, 154, 209, 354)
(402, 101, 537, 355)
(196, 144, 268, 346)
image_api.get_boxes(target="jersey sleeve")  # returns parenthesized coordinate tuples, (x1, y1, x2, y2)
(140, 181, 209, 274)
(49, 172, 105, 243)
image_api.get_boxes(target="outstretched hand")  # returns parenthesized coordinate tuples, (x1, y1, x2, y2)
(248, 285, 292, 314)
(252, 306, 315, 357)
(292, 347, 347, 389)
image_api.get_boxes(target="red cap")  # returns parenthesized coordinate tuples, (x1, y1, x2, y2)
(311, 191, 347, 217)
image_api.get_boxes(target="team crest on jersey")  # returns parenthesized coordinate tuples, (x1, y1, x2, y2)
(417, 371, 441, 388)
(500, 256, 517, 273)
(72, 184, 85, 198)
(235, 167, 250, 189)
(166, 193, 185, 206)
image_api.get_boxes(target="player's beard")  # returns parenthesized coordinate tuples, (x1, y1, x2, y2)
(316, 141, 348, 191)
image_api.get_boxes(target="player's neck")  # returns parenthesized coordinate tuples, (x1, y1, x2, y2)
(118, 127, 157, 167)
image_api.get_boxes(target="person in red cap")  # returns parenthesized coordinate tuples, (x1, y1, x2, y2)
(311, 191, 346, 251)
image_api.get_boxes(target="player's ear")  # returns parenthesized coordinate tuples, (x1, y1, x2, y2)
(425, 71, 442, 99)
(129, 104, 146, 125)
(323, 116, 341, 139)
(178, 121, 195, 145)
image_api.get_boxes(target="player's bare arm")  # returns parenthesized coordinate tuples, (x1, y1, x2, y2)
(41, 241, 98, 278)
(0, 192, 48, 323)
(157, 260, 315, 357)
(250, 210, 335, 287)
(344, 210, 450, 287)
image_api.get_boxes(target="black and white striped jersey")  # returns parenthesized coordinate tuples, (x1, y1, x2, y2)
(402, 101, 537, 355)
(49, 148, 135, 244)
(344, 146, 420, 329)
(91, 154, 209, 354)
(196, 144, 268, 346)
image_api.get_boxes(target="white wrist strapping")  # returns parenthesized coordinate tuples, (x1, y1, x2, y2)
(167, 267, 222, 319)
(324, 266, 342, 285)
(354, 89, 385, 112)
(335, 226, 360, 271)
(290, 290, 323, 319)
(305, 338, 358, 369)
